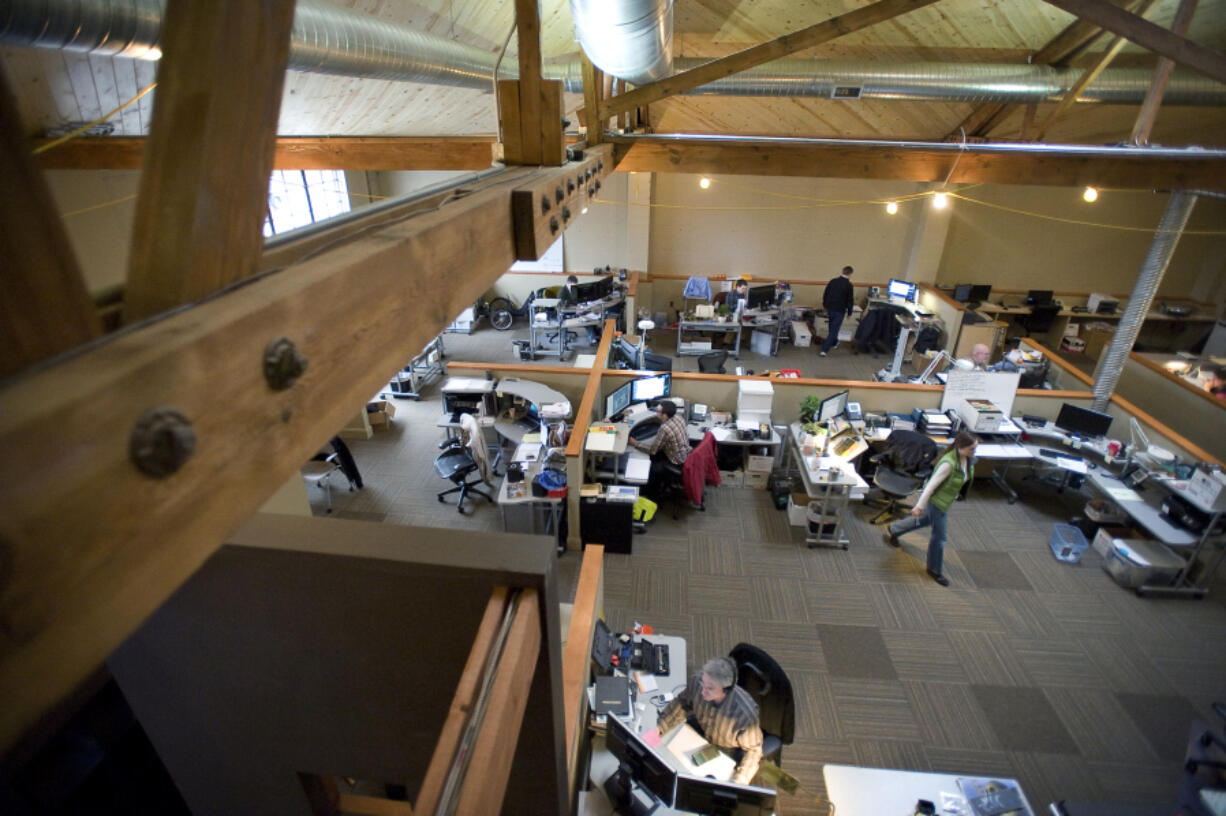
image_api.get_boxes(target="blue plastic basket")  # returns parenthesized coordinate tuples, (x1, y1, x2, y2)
(1050, 523, 1089, 563)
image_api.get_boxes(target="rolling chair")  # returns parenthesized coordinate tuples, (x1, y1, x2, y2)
(697, 350, 728, 374)
(1020, 303, 1061, 335)
(728, 643, 795, 766)
(301, 453, 342, 513)
(865, 429, 937, 525)
(540, 285, 578, 349)
(434, 437, 492, 513)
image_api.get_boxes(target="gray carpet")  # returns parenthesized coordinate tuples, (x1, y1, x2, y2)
(310, 325, 1226, 815)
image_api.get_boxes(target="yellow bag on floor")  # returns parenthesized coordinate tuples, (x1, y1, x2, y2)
(633, 496, 658, 523)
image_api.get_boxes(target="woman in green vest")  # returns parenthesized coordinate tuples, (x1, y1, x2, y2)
(886, 430, 979, 586)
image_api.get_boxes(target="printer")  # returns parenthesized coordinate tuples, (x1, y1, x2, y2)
(1087, 293, 1118, 315)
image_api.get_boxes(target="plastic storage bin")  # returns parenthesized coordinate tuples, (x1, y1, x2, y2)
(1103, 539, 1185, 588)
(1050, 523, 1089, 563)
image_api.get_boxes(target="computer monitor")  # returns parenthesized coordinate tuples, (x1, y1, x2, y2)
(968, 284, 992, 303)
(817, 389, 849, 423)
(1055, 403, 1113, 438)
(605, 381, 632, 419)
(613, 337, 640, 370)
(673, 775, 776, 816)
(887, 278, 917, 303)
(953, 284, 972, 303)
(746, 285, 776, 311)
(606, 715, 677, 807)
(592, 275, 615, 299)
(631, 373, 671, 403)
(1026, 289, 1054, 306)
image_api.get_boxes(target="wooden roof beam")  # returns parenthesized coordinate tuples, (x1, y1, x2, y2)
(1131, 0, 1200, 145)
(609, 135, 1226, 191)
(1040, 0, 1226, 84)
(600, 0, 944, 121)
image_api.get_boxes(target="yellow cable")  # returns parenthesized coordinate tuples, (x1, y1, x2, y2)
(61, 194, 139, 218)
(33, 82, 158, 156)
(948, 191, 1226, 235)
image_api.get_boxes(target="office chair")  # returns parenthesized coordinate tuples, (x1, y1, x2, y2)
(728, 643, 795, 766)
(643, 351, 672, 372)
(865, 430, 937, 525)
(697, 350, 728, 374)
(434, 438, 492, 513)
(1020, 303, 1061, 335)
(301, 453, 342, 513)
(656, 460, 689, 520)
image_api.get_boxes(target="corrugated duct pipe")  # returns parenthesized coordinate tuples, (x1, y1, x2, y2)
(2, 0, 1226, 105)
(1091, 192, 1198, 412)
(568, 0, 673, 86)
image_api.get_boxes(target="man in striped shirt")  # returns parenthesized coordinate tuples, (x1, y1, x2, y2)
(655, 656, 763, 785)
(627, 400, 691, 497)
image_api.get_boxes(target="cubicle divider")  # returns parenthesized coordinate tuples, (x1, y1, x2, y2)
(918, 283, 964, 354)
(1117, 354, 1226, 462)
(561, 544, 604, 806)
(564, 322, 617, 550)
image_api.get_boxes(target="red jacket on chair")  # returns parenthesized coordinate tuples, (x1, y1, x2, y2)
(683, 431, 721, 506)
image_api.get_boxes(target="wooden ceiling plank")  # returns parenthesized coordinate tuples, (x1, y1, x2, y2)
(600, 0, 945, 120)
(1040, 0, 1226, 84)
(0, 151, 607, 757)
(610, 136, 1226, 191)
(34, 136, 501, 171)
(1131, 0, 1200, 145)
(1034, 0, 1157, 143)
(123, 0, 296, 322)
(0, 66, 101, 380)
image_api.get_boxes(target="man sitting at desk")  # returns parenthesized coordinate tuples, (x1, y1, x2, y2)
(559, 274, 600, 345)
(627, 401, 690, 496)
(727, 279, 749, 315)
(958, 343, 991, 371)
(655, 657, 763, 785)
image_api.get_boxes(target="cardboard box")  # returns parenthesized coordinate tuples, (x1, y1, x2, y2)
(744, 471, 769, 489)
(366, 400, 396, 429)
(750, 330, 774, 356)
(1082, 327, 1115, 360)
(747, 455, 775, 473)
(957, 399, 1003, 433)
(791, 321, 812, 347)
(787, 493, 810, 526)
(1091, 526, 1137, 558)
(720, 470, 744, 488)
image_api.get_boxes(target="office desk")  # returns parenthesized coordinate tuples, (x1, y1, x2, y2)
(823, 764, 1036, 816)
(790, 423, 867, 550)
(497, 456, 563, 543)
(676, 317, 741, 357)
(973, 417, 1028, 504)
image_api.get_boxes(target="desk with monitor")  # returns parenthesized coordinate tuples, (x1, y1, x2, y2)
(491, 378, 572, 446)
(528, 277, 626, 359)
(823, 764, 1036, 816)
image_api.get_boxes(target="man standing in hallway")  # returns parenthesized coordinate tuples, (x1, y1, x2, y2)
(820, 265, 855, 357)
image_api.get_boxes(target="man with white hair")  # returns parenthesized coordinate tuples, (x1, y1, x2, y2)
(655, 656, 763, 784)
(958, 342, 991, 370)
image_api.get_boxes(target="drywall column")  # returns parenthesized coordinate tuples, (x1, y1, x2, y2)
(898, 184, 953, 284)
(1092, 191, 1197, 411)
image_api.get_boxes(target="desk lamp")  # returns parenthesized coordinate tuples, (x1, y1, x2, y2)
(914, 350, 971, 384)
(1129, 417, 1176, 471)
(636, 318, 655, 362)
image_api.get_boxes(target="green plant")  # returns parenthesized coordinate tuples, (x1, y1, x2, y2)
(716, 303, 730, 316)
(799, 394, 822, 424)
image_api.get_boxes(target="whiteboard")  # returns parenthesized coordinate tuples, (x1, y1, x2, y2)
(940, 369, 1022, 418)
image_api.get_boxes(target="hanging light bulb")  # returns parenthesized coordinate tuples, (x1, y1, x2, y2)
(581, 206, 589, 214)
(699, 177, 711, 189)
(1083, 186, 1098, 202)
(886, 201, 899, 215)
(932, 192, 948, 209)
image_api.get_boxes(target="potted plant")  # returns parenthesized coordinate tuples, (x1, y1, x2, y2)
(799, 394, 822, 425)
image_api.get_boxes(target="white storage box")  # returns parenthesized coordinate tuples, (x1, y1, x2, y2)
(747, 455, 775, 473)
(957, 399, 1003, 433)
(1103, 539, 1185, 589)
(745, 471, 769, 489)
(1092, 526, 1140, 558)
(791, 321, 812, 347)
(720, 469, 744, 488)
(750, 330, 774, 356)
(787, 493, 810, 526)
(1063, 322, 1081, 338)
(1186, 468, 1226, 512)
(1060, 336, 1086, 353)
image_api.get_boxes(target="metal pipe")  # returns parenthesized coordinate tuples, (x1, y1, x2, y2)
(3, 0, 1225, 105)
(1091, 192, 1198, 412)
(568, 0, 673, 86)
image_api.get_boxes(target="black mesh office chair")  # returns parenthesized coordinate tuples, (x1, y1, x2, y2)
(697, 350, 728, 374)
(434, 438, 491, 513)
(728, 643, 795, 766)
(1020, 303, 1061, 335)
(865, 430, 937, 525)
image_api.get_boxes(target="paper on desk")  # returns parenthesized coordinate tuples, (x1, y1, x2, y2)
(625, 458, 651, 481)
(642, 728, 663, 748)
(1056, 456, 1088, 474)
(666, 724, 736, 782)
(635, 671, 658, 694)
(977, 443, 1029, 458)
(1105, 486, 1142, 502)
(586, 429, 618, 452)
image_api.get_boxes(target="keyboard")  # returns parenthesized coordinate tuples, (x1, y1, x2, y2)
(1038, 448, 1081, 462)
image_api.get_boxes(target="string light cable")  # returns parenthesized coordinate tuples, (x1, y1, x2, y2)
(33, 82, 158, 156)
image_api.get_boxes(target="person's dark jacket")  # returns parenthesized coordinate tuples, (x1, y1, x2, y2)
(822, 275, 854, 316)
(558, 284, 579, 307)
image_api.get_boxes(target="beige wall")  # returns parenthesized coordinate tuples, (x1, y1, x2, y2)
(647, 174, 933, 282)
(938, 186, 1226, 303)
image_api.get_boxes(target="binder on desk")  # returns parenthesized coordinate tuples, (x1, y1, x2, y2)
(593, 676, 631, 716)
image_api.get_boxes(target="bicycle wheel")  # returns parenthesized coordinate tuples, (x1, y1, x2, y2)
(490, 298, 514, 331)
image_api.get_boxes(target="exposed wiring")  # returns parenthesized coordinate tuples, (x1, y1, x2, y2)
(33, 82, 157, 156)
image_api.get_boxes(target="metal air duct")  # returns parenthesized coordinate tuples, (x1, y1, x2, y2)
(568, 0, 673, 86)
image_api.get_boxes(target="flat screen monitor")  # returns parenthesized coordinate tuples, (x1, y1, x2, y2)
(674, 775, 776, 816)
(573, 280, 597, 302)
(887, 278, 917, 303)
(631, 373, 671, 403)
(953, 284, 973, 303)
(613, 337, 639, 370)
(606, 716, 676, 807)
(605, 381, 632, 419)
(746, 285, 776, 311)
(1055, 403, 1113, 438)
(1026, 289, 1054, 306)
(818, 389, 849, 423)
(592, 275, 615, 299)
(968, 284, 992, 302)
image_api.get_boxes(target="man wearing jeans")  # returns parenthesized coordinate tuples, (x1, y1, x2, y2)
(820, 265, 855, 356)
